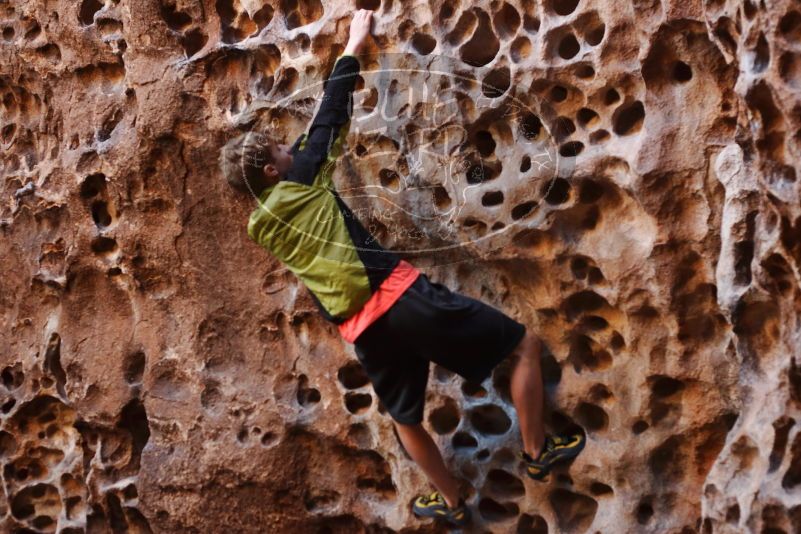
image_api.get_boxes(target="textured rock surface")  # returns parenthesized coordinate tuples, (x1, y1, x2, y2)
(1, 0, 800, 532)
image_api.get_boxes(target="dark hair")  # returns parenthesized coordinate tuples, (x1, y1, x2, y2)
(218, 131, 276, 194)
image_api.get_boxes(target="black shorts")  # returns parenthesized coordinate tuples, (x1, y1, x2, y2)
(352, 273, 527, 425)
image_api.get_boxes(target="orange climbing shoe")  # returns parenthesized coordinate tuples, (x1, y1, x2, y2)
(412, 490, 471, 527)
(521, 432, 586, 481)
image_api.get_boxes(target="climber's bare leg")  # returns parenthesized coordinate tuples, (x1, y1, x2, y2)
(394, 422, 461, 508)
(510, 331, 546, 459)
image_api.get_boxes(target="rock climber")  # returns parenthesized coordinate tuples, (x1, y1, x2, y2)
(219, 8, 585, 527)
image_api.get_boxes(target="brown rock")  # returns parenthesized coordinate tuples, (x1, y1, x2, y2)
(0, 0, 799, 532)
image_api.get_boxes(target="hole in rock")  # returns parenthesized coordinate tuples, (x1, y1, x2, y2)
(577, 108, 599, 128)
(520, 155, 531, 172)
(769, 416, 795, 473)
(345, 392, 372, 414)
(494, 3, 521, 39)
(543, 178, 570, 204)
(433, 185, 451, 210)
(632, 420, 649, 434)
(482, 191, 504, 207)
(550, 85, 568, 102)
(753, 32, 769, 73)
(470, 404, 512, 435)
(726, 504, 740, 524)
(261, 431, 278, 446)
(571, 257, 588, 278)
(486, 469, 525, 498)
(552, 0, 580, 16)
(337, 361, 369, 389)
(411, 33, 436, 55)
(553, 117, 576, 142)
(564, 289, 609, 321)
(280, 0, 324, 31)
(460, 9, 500, 67)
(612, 100, 644, 135)
(673, 60, 692, 82)
(91, 201, 112, 227)
(549, 489, 598, 532)
(475, 130, 496, 157)
(463, 218, 488, 236)
(517, 513, 549, 533)
(511, 36, 531, 62)
(160, 4, 192, 30)
(585, 24, 605, 46)
(479, 497, 519, 522)
(434, 364, 455, 382)
(297, 376, 321, 407)
(604, 88, 620, 105)
(575, 63, 595, 78)
(779, 52, 801, 89)
(453, 432, 478, 449)
(590, 481, 613, 496)
(782, 433, 801, 489)
(558, 33, 580, 59)
(429, 398, 461, 434)
(462, 380, 488, 398)
(648, 435, 685, 481)
(743, 0, 757, 19)
(483, 67, 511, 98)
(588, 266, 604, 284)
(578, 315, 608, 330)
(559, 141, 583, 158)
(523, 14, 540, 32)
(80, 173, 106, 198)
(520, 113, 543, 140)
(636, 500, 654, 524)
(779, 10, 801, 40)
(2, 399, 16, 413)
(446, 9, 477, 46)
(578, 179, 604, 203)
(649, 375, 684, 398)
(79, 0, 103, 26)
(124, 351, 145, 384)
(511, 201, 537, 220)
(355, 0, 380, 9)
(439, 3, 454, 21)
(589, 129, 609, 144)
(379, 168, 400, 191)
(589, 383, 612, 401)
(91, 236, 117, 254)
(181, 28, 208, 58)
(576, 402, 608, 432)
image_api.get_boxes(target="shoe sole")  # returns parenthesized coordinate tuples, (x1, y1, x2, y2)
(412, 507, 470, 527)
(525, 435, 586, 482)
(413, 507, 471, 527)
(546, 435, 586, 463)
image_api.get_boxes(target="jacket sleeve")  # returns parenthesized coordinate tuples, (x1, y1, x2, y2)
(288, 132, 306, 156)
(284, 54, 360, 186)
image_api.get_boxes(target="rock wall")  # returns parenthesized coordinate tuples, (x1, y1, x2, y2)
(1, 0, 800, 532)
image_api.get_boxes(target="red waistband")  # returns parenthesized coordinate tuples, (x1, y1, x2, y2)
(338, 260, 420, 343)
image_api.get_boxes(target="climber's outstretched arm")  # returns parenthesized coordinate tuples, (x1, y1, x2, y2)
(284, 9, 373, 186)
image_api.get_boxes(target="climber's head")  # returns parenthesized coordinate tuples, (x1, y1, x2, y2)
(219, 131, 293, 195)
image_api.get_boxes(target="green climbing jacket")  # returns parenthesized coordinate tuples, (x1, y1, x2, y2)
(247, 54, 400, 323)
